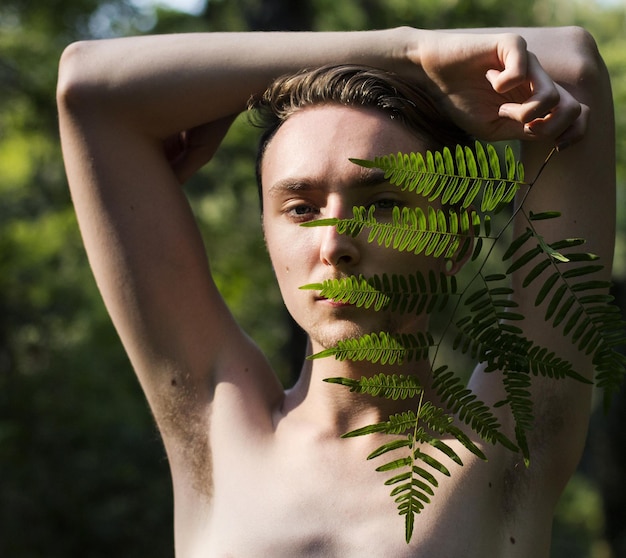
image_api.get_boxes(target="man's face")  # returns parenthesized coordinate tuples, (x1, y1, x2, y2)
(261, 104, 439, 353)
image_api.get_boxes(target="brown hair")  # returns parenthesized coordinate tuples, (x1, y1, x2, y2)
(248, 64, 473, 209)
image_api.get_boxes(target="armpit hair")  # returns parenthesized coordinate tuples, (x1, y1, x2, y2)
(501, 391, 568, 517)
(152, 373, 213, 499)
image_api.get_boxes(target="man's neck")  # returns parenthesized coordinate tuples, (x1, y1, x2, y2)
(282, 342, 435, 438)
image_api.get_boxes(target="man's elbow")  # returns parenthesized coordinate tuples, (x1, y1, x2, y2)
(560, 26, 609, 96)
(56, 40, 105, 113)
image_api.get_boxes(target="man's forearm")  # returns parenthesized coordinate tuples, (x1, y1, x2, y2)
(56, 29, 413, 137)
(57, 27, 589, 153)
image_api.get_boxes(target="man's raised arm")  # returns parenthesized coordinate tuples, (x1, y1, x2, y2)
(56, 27, 585, 438)
(55, 30, 415, 419)
(468, 26, 615, 501)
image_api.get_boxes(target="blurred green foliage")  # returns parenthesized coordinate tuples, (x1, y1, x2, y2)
(0, 0, 624, 556)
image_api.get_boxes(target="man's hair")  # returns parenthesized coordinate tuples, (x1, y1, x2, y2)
(248, 64, 473, 210)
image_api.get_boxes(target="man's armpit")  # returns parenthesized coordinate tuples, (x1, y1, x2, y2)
(153, 375, 213, 498)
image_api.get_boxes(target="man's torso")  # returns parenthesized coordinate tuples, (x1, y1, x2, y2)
(167, 380, 552, 558)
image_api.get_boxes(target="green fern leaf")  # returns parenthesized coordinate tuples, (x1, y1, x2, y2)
(426, 435, 463, 466)
(528, 210, 561, 221)
(502, 228, 534, 261)
(388, 476, 435, 498)
(323, 373, 424, 400)
(350, 141, 525, 212)
(368, 271, 458, 314)
(367, 438, 413, 460)
(596, 348, 626, 409)
(535, 272, 561, 306)
(499, 220, 625, 397)
(430, 366, 517, 451)
(300, 275, 391, 311)
(302, 204, 479, 260)
(495, 369, 535, 461)
(344, 410, 421, 437)
(375, 456, 413, 473)
(301, 271, 458, 315)
(457, 274, 525, 343)
(310, 331, 433, 365)
(549, 237, 586, 250)
(522, 259, 553, 288)
(506, 245, 543, 274)
(414, 448, 451, 476)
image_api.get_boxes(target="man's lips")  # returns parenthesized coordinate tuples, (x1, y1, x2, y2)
(315, 295, 353, 307)
(308, 276, 359, 307)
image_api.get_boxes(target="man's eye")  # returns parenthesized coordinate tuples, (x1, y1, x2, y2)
(285, 203, 319, 220)
(370, 199, 401, 211)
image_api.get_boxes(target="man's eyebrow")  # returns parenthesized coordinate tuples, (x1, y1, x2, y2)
(357, 168, 388, 187)
(267, 180, 314, 198)
(267, 169, 389, 197)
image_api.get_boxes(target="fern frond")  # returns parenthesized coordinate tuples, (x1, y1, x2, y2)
(393, 448, 454, 542)
(300, 271, 458, 315)
(295, 142, 623, 544)
(335, 393, 494, 542)
(300, 275, 391, 311)
(455, 322, 581, 382)
(371, 437, 460, 542)
(344, 410, 421, 437)
(323, 374, 424, 401)
(367, 437, 414, 459)
(452, 330, 535, 461)
(304, 204, 479, 259)
(455, 273, 525, 343)
(417, 401, 487, 460)
(344, 402, 486, 461)
(430, 365, 518, 452)
(494, 368, 534, 463)
(351, 141, 525, 213)
(364, 205, 473, 259)
(310, 331, 434, 365)
(502, 222, 626, 397)
(595, 347, 626, 409)
(368, 271, 458, 314)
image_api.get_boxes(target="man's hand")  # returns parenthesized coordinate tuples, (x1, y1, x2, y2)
(163, 115, 237, 184)
(410, 30, 585, 148)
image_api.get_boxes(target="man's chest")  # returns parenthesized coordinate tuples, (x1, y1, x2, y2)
(182, 430, 516, 558)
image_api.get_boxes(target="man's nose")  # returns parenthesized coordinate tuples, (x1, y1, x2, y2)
(319, 205, 361, 267)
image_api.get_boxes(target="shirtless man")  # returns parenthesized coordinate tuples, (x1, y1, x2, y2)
(57, 26, 615, 557)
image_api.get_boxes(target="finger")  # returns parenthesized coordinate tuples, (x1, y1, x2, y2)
(497, 53, 562, 124)
(523, 84, 583, 142)
(555, 103, 589, 151)
(485, 34, 529, 93)
(172, 143, 218, 184)
(171, 115, 237, 183)
(163, 130, 189, 166)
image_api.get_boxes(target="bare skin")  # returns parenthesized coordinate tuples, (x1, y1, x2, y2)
(57, 26, 615, 557)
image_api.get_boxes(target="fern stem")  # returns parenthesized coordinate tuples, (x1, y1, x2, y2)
(431, 147, 557, 370)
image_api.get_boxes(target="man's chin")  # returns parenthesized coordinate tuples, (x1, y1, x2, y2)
(307, 317, 399, 352)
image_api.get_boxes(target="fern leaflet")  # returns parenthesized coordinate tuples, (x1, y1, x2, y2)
(310, 331, 434, 365)
(323, 374, 423, 401)
(350, 141, 525, 212)
(300, 271, 458, 315)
